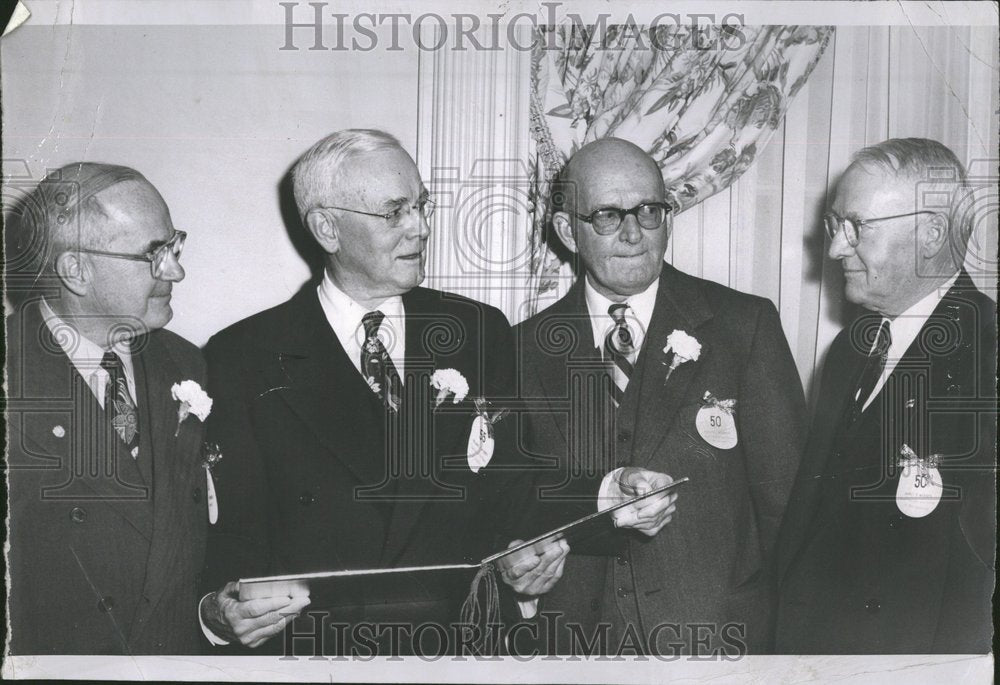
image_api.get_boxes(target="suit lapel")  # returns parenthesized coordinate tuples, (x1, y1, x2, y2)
(16, 300, 154, 534)
(380, 289, 453, 566)
(130, 332, 196, 636)
(777, 324, 867, 581)
(262, 290, 386, 487)
(530, 280, 598, 448)
(631, 264, 714, 464)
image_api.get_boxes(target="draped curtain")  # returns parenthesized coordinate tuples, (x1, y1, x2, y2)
(525, 25, 834, 314)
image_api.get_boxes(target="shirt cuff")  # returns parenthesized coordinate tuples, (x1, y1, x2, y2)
(199, 592, 231, 646)
(517, 597, 539, 620)
(597, 467, 626, 512)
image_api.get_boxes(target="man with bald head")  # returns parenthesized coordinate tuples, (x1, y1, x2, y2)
(198, 129, 567, 655)
(515, 138, 805, 654)
(5, 163, 207, 654)
(776, 139, 996, 653)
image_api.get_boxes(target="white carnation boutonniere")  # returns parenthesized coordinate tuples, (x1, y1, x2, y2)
(429, 368, 469, 408)
(662, 330, 702, 383)
(171, 380, 213, 436)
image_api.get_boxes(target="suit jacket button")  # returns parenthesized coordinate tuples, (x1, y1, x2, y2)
(299, 492, 315, 505)
(864, 598, 880, 613)
(590, 598, 600, 612)
(617, 431, 630, 443)
(69, 507, 87, 523)
(617, 586, 631, 598)
(192, 487, 201, 502)
(98, 596, 115, 612)
(616, 555, 629, 566)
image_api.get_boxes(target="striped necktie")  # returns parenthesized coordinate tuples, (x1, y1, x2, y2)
(100, 350, 140, 459)
(604, 303, 636, 408)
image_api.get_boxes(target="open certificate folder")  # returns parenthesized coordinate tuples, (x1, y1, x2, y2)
(238, 477, 689, 602)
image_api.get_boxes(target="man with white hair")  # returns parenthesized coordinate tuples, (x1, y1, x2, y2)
(198, 129, 567, 655)
(776, 138, 996, 653)
(5, 163, 207, 654)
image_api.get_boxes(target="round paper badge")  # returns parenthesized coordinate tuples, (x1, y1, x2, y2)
(696, 405, 738, 450)
(895, 465, 943, 518)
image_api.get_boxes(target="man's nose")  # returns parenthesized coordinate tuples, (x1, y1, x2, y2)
(827, 226, 855, 260)
(619, 214, 643, 244)
(410, 205, 431, 239)
(158, 254, 185, 282)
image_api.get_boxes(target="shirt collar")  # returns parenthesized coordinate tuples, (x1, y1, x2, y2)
(881, 271, 960, 359)
(39, 297, 134, 384)
(317, 270, 405, 347)
(583, 275, 659, 350)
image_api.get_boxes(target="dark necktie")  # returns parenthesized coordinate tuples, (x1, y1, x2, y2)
(101, 350, 140, 458)
(361, 310, 402, 413)
(848, 318, 892, 424)
(604, 303, 635, 409)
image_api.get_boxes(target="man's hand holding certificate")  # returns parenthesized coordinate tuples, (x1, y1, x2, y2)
(601, 467, 680, 537)
(497, 537, 570, 596)
(201, 581, 311, 648)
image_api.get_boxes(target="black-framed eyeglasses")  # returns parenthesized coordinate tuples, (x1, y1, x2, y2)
(574, 202, 674, 236)
(75, 230, 186, 279)
(316, 198, 436, 229)
(823, 210, 937, 247)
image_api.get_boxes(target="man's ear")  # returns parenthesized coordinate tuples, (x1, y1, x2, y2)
(919, 212, 949, 259)
(305, 208, 340, 255)
(53, 251, 88, 296)
(552, 212, 578, 255)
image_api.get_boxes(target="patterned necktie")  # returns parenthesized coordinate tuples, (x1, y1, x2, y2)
(848, 318, 892, 424)
(361, 310, 402, 413)
(100, 350, 140, 458)
(604, 303, 636, 409)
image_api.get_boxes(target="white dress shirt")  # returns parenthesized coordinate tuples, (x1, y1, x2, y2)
(40, 298, 137, 407)
(317, 271, 407, 379)
(580, 276, 661, 511)
(584, 275, 659, 359)
(860, 271, 959, 411)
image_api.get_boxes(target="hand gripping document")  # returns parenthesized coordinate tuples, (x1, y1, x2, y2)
(237, 478, 689, 649)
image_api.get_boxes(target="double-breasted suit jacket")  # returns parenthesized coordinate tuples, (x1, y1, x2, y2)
(776, 272, 996, 653)
(201, 285, 530, 654)
(515, 263, 806, 654)
(5, 297, 208, 654)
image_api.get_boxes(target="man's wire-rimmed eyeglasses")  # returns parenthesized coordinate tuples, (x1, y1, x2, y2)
(823, 210, 937, 247)
(316, 199, 436, 228)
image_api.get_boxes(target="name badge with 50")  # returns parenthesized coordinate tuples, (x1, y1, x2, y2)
(696, 391, 738, 450)
(895, 443, 943, 518)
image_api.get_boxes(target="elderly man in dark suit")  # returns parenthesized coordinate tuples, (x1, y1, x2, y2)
(198, 129, 567, 656)
(776, 138, 996, 653)
(5, 163, 208, 654)
(515, 138, 806, 655)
